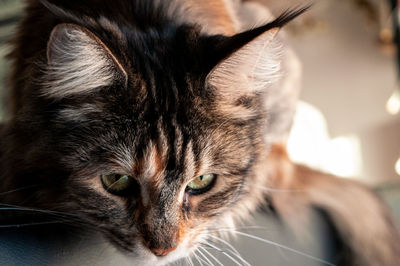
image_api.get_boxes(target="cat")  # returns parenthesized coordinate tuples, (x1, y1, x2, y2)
(0, 0, 399, 265)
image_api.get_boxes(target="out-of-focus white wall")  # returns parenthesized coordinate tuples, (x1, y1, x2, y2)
(260, 0, 400, 185)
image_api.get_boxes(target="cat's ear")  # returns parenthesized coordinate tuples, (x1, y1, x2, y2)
(206, 8, 308, 99)
(206, 28, 279, 99)
(45, 23, 127, 98)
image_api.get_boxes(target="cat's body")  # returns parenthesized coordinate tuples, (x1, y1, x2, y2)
(0, 0, 399, 265)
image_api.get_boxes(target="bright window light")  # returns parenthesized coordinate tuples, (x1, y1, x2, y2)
(395, 157, 400, 176)
(386, 90, 400, 115)
(322, 136, 362, 177)
(288, 102, 362, 177)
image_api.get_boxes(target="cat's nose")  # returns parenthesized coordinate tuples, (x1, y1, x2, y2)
(150, 246, 177, 257)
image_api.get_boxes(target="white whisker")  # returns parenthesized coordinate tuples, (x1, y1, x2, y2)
(204, 242, 242, 266)
(206, 234, 251, 266)
(0, 220, 64, 228)
(206, 225, 272, 233)
(0, 185, 39, 196)
(0, 204, 100, 232)
(193, 251, 205, 266)
(0, 203, 75, 218)
(188, 256, 194, 266)
(225, 230, 336, 266)
(207, 234, 240, 255)
(197, 248, 214, 266)
(199, 246, 223, 266)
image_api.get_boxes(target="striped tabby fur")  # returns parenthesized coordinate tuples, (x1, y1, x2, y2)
(0, 0, 399, 265)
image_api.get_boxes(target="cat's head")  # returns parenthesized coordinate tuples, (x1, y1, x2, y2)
(3, 2, 306, 265)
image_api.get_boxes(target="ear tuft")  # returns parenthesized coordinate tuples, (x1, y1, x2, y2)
(206, 6, 310, 101)
(265, 5, 311, 29)
(207, 28, 281, 100)
(44, 23, 127, 98)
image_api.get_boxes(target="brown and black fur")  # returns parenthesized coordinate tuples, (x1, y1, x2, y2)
(0, 0, 399, 265)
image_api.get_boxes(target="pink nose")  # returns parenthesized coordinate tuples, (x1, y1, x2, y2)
(150, 247, 177, 256)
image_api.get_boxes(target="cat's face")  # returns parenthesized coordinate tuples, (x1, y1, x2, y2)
(2, 6, 304, 264)
(44, 28, 268, 266)
(57, 78, 265, 264)
(29, 22, 274, 264)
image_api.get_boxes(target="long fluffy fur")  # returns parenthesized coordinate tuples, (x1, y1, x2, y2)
(44, 23, 126, 98)
(1, 1, 399, 266)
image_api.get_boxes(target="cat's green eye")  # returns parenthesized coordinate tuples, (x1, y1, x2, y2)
(186, 174, 217, 195)
(100, 173, 134, 195)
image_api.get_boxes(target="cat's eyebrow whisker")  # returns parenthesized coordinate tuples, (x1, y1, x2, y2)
(198, 246, 223, 266)
(223, 230, 336, 266)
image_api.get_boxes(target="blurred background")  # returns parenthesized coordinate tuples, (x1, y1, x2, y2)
(266, 0, 400, 187)
(262, 0, 400, 223)
(0, 0, 399, 265)
(0, 0, 22, 119)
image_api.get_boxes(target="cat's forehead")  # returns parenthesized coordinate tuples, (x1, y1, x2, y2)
(119, 26, 210, 81)
(134, 138, 199, 182)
